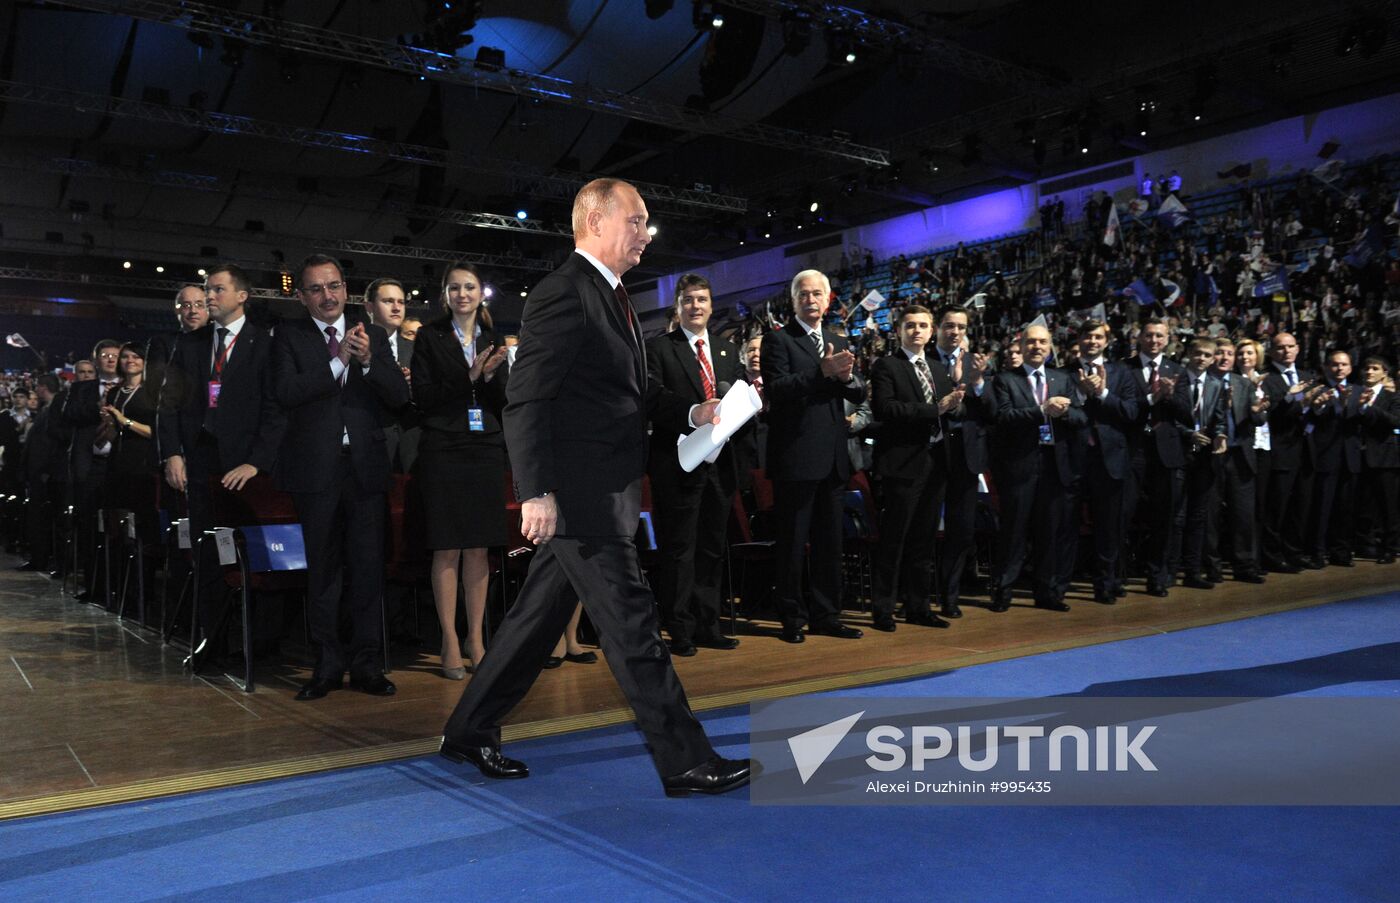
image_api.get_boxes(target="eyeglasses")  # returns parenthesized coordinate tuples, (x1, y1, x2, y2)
(176, 300, 208, 310)
(302, 281, 345, 296)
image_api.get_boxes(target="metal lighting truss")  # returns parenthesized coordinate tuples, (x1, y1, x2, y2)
(0, 263, 286, 299)
(0, 79, 748, 216)
(41, 0, 891, 167)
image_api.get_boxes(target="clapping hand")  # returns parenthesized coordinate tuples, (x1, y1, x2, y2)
(937, 387, 965, 414)
(1155, 374, 1177, 395)
(819, 343, 855, 382)
(1076, 363, 1105, 396)
(1044, 396, 1071, 418)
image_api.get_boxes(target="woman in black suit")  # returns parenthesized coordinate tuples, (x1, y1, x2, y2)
(411, 262, 510, 679)
(100, 342, 159, 537)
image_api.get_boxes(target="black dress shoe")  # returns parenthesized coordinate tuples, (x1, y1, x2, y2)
(669, 638, 698, 657)
(694, 635, 739, 650)
(1328, 554, 1354, 568)
(349, 673, 397, 696)
(440, 741, 529, 779)
(1093, 590, 1116, 604)
(1203, 568, 1224, 584)
(939, 601, 963, 619)
(871, 615, 897, 632)
(1114, 585, 1128, 598)
(1144, 585, 1169, 598)
(294, 677, 342, 701)
(1294, 555, 1325, 570)
(542, 656, 564, 668)
(1182, 575, 1215, 590)
(905, 611, 950, 628)
(662, 755, 752, 797)
(1234, 572, 1265, 584)
(811, 621, 863, 639)
(1034, 599, 1071, 612)
(564, 650, 599, 663)
(988, 590, 1012, 613)
(1379, 553, 1397, 564)
(779, 625, 805, 644)
(1266, 559, 1300, 574)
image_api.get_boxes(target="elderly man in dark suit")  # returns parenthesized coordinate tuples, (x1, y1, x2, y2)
(869, 304, 961, 631)
(1064, 319, 1139, 603)
(158, 263, 286, 674)
(761, 269, 866, 644)
(440, 178, 749, 797)
(646, 273, 746, 656)
(988, 324, 1086, 612)
(272, 254, 409, 702)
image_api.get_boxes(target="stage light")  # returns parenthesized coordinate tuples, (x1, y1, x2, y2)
(809, 201, 820, 213)
(122, 260, 132, 269)
(197, 268, 207, 277)
(1081, 146, 1089, 154)
(411, 289, 420, 296)
(763, 231, 770, 239)
(692, 1, 721, 31)
(647, 225, 659, 236)
(279, 272, 294, 295)
(520, 290, 527, 297)
(515, 209, 528, 220)
(156, 266, 165, 273)
(827, 29, 857, 66)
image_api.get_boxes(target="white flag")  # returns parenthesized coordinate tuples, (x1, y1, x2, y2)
(964, 292, 987, 309)
(1103, 203, 1121, 247)
(1312, 159, 1346, 183)
(1089, 302, 1106, 321)
(1026, 313, 1048, 329)
(859, 289, 886, 312)
(1160, 278, 1182, 307)
(5, 333, 30, 349)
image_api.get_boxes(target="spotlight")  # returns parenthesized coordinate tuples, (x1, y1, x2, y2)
(279, 272, 294, 295)
(515, 209, 528, 220)
(411, 289, 420, 296)
(483, 286, 494, 299)
(156, 265, 165, 273)
(1081, 146, 1089, 154)
(809, 201, 820, 213)
(827, 29, 857, 66)
(692, 1, 721, 31)
(197, 268, 207, 277)
(520, 290, 527, 297)
(647, 225, 658, 236)
(474, 46, 506, 71)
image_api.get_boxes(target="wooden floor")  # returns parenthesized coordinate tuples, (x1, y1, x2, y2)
(2, 549, 1396, 819)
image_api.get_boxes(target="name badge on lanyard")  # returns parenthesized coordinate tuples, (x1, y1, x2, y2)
(207, 381, 222, 409)
(1039, 422, 1055, 445)
(468, 407, 484, 432)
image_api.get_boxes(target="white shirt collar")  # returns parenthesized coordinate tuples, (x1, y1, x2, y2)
(680, 326, 710, 351)
(902, 347, 926, 365)
(1023, 363, 1046, 380)
(215, 314, 246, 338)
(1140, 352, 1163, 368)
(574, 248, 619, 290)
(934, 344, 959, 362)
(316, 313, 347, 338)
(797, 319, 822, 338)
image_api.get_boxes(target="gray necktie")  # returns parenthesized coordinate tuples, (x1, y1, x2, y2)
(811, 330, 823, 356)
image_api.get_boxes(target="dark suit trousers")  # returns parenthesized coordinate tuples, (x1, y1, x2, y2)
(1356, 467, 1398, 554)
(874, 454, 946, 617)
(185, 435, 229, 645)
(292, 453, 386, 680)
(1180, 451, 1218, 576)
(936, 442, 981, 607)
(25, 478, 57, 568)
(1073, 445, 1124, 594)
(773, 473, 846, 629)
(1261, 465, 1310, 564)
(652, 465, 730, 642)
(443, 534, 713, 777)
(1128, 445, 1184, 588)
(1307, 469, 1355, 558)
(1207, 447, 1257, 574)
(991, 448, 1067, 602)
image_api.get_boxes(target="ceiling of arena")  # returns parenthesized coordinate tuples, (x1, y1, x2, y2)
(0, 0, 1397, 308)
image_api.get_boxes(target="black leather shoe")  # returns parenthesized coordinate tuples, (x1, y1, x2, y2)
(1328, 554, 1354, 568)
(780, 625, 805, 644)
(564, 650, 599, 663)
(940, 602, 963, 619)
(183, 637, 212, 674)
(294, 677, 342, 701)
(669, 638, 698, 657)
(440, 741, 529, 779)
(1204, 568, 1224, 583)
(1114, 585, 1128, 598)
(1379, 553, 1397, 565)
(1034, 599, 1070, 612)
(988, 591, 1012, 613)
(543, 656, 564, 668)
(811, 621, 863, 639)
(1234, 572, 1265, 584)
(1182, 575, 1215, 590)
(1145, 584, 1169, 598)
(1294, 556, 1325, 570)
(1265, 558, 1300, 574)
(348, 673, 397, 696)
(871, 615, 897, 632)
(14, 561, 40, 572)
(905, 611, 950, 628)
(1093, 590, 1116, 604)
(694, 635, 739, 650)
(662, 755, 751, 797)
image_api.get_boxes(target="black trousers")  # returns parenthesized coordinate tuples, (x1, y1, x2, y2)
(1356, 466, 1399, 555)
(651, 464, 730, 642)
(1307, 467, 1357, 558)
(292, 453, 386, 680)
(443, 534, 713, 778)
(185, 436, 229, 647)
(874, 454, 947, 618)
(1127, 446, 1184, 589)
(1206, 446, 1258, 575)
(25, 478, 56, 568)
(991, 448, 1069, 602)
(1180, 450, 1218, 576)
(936, 444, 981, 608)
(1070, 445, 1125, 595)
(1261, 464, 1311, 564)
(773, 472, 846, 630)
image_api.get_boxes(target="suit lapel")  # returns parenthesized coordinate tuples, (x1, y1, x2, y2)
(578, 258, 645, 388)
(672, 331, 707, 399)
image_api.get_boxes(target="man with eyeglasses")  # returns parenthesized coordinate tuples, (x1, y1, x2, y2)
(176, 284, 210, 333)
(271, 254, 408, 701)
(158, 264, 286, 675)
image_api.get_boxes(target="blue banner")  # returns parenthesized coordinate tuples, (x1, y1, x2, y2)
(1123, 279, 1157, 306)
(1252, 268, 1291, 298)
(1031, 288, 1058, 309)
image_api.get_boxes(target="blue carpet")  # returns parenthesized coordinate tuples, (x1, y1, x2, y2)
(3, 593, 1398, 902)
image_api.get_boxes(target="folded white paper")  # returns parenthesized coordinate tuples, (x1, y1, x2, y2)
(677, 381, 763, 472)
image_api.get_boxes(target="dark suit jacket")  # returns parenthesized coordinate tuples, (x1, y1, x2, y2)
(59, 378, 118, 485)
(1183, 370, 1229, 452)
(1068, 360, 1140, 481)
(1356, 387, 1400, 469)
(1307, 381, 1363, 474)
(103, 383, 158, 478)
(990, 366, 1086, 487)
(156, 321, 285, 474)
(928, 348, 991, 476)
(271, 312, 409, 494)
(870, 351, 953, 481)
(504, 252, 690, 536)
(21, 402, 58, 483)
(1261, 363, 1316, 471)
(410, 316, 508, 453)
(760, 321, 865, 482)
(1127, 356, 1195, 469)
(645, 328, 748, 492)
(1219, 371, 1265, 472)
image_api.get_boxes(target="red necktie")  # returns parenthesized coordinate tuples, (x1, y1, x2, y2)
(614, 284, 636, 330)
(695, 338, 716, 400)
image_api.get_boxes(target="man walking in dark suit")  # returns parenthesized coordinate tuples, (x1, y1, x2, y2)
(869, 304, 960, 631)
(646, 273, 745, 656)
(1065, 319, 1139, 603)
(1177, 339, 1229, 588)
(272, 254, 409, 701)
(926, 305, 990, 619)
(1259, 332, 1315, 572)
(987, 324, 1085, 612)
(440, 179, 749, 797)
(157, 264, 286, 673)
(1124, 320, 1194, 596)
(1204, 340, 1266, 583)
(761, 269, 866, 644)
